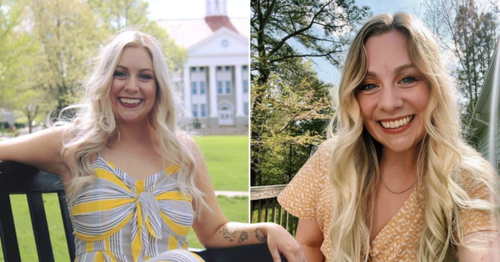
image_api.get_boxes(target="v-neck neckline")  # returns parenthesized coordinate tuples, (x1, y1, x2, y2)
(370, 185, 418, 245)
(97, 155, 175, 182)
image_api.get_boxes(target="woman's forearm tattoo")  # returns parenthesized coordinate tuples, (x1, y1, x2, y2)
(219, 225, 249, 243)
(238, 231, 249, 243)
(255, 228, 267, 242)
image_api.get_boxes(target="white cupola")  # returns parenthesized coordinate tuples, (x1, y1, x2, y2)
(206, 0, 227, 17)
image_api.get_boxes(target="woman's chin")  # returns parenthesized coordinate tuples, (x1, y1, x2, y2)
(116, 114, 148, 125)
(381, 140, 420, 155)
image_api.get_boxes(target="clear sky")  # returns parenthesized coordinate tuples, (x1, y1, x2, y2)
(357, 0, 424, 18)
(146, 0, 250, 20)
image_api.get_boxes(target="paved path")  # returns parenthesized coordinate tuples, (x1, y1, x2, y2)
(214, 191, 249, 197)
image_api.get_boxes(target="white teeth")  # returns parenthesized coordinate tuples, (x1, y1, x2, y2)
(119, 98, 142, 104)
(380, 116, 413, 129)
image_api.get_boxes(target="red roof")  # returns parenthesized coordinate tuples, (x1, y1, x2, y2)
(204, 15, 237, 33)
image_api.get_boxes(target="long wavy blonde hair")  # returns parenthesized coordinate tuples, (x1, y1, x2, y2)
(55, 30, 208, 217)
(328, 12, 500, 261)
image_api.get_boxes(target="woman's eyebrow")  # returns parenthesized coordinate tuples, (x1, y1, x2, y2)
(116, 65, 128, 71)
(365, 63, 417, 78)
(394, 63, 417, 74)
(115, 65, 154, 73)
(139, 69, 154, 73)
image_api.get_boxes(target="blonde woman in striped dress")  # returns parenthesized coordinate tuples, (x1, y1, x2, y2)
(0, 30, 306, 262)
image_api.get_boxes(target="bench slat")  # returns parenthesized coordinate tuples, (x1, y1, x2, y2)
(28, 192, 55, 262)
(58, 191, 76, 262)
(0, 193, 21, 262)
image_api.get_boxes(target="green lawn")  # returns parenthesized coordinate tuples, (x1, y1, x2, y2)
(0, 135, 250, 261)
(194, 136, 249, 192)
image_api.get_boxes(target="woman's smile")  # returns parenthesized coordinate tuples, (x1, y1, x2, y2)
(378, 115, 414, 133)
(118, 97, 144, 107)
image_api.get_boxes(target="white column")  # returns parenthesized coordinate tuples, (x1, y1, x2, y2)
(209, 65, 218, 118)
(183, 65, 192, 118)
(235, 65, 244, 117)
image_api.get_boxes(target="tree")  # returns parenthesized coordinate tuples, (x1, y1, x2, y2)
(424, 0, 499, 141)
(0, 0, 54, 133)
(254, 59, 334, 185)
(0, 0, 28, 104)
(29, 0, 102, 112)
(250, 0, 370, 185)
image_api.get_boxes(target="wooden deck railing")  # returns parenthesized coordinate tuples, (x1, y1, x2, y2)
(250, 185, 298, 235)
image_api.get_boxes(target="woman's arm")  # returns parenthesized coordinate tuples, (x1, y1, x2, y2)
(0, 126, 68, 176)
(458, 231, 500, 262)
(295, 219, 324, 262)
(185, 137, 305, 262)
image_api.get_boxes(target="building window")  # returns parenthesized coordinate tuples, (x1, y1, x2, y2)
(242, 65, 248, 71)
(225, 80, 231, 94)
(200, 81, 206, 95)
(192, 104, 198, 118)
(244, 102, 249, 116)
(191, 82, 197, 95)
(243, 80, 249, 93)
(201, 104, 206, 117)
(200, 67, 205, 72)
(225, 66, 230, 72)
(191, 67, 196, 73)
(217, 66, 222, 72)
(218, 81, 223, 94)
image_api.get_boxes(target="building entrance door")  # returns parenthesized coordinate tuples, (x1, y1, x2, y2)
(218, 104, 234, 125)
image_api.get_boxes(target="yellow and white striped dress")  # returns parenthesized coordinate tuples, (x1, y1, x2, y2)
(71, 154, 204, 262)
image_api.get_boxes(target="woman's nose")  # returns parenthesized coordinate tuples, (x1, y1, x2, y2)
(378, 85, 403, 112)
(124, 79, 139, 92)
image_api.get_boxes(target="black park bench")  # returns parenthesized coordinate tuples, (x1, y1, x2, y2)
(0, 161, 287, 262)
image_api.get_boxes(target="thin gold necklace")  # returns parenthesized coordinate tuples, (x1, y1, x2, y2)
(380, 176, 417, 194)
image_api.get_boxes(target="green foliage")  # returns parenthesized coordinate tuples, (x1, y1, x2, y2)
(30, 0, 102, 112)
(251, 0, 370, 185)
(252, 60, 334, 185)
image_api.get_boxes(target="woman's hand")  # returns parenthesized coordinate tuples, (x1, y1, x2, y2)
(265, 222, 307, 262)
